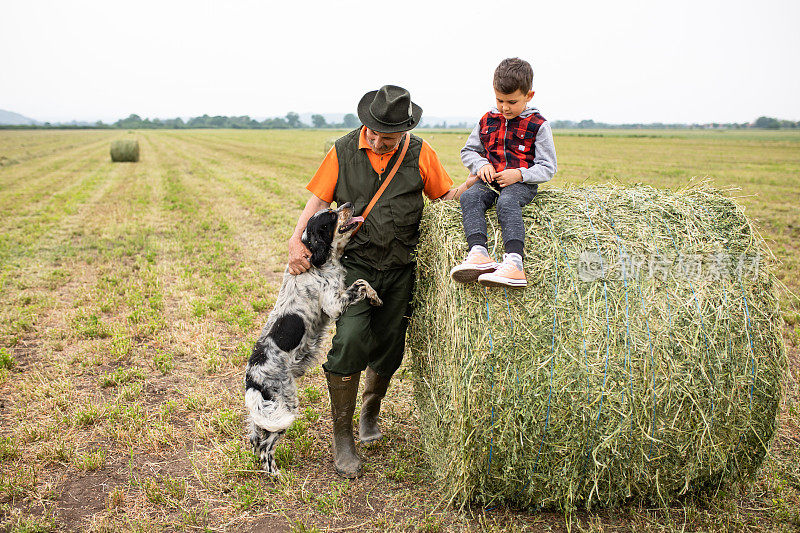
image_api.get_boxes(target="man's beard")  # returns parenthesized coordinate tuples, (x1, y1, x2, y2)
(370, 141, 399, 154)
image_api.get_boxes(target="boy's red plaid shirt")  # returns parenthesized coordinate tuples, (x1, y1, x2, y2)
(478, 111, 547, 172)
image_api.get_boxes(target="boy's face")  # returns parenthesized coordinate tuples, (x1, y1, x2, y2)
(494, 88, 534, 120)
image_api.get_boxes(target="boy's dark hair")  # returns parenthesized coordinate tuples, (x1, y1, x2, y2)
(493, 58, 533, 95)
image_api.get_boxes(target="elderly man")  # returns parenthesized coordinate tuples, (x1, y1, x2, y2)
(287, 85, 472, 478)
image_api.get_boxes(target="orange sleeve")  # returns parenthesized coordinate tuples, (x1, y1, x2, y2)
(419, 140, 453, 200)
(306, 147, 339, 203)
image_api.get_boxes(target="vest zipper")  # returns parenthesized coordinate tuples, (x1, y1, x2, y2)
(502, 116, 508, 171)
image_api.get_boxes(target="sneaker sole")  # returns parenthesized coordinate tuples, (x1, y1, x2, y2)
(477, 276, 527, 288)
(450, 265, 498, 284)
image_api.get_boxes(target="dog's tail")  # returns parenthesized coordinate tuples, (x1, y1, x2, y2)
(244, 386, 296, 432)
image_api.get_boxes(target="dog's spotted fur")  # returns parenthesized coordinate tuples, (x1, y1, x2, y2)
(245, 203, 381, 475)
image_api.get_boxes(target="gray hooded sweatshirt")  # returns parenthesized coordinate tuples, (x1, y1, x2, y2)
(460, 107, 557, 185)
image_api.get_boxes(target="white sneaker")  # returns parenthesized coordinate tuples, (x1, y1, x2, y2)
(477, 254, 527, 288)
(449, 249, 499, 283)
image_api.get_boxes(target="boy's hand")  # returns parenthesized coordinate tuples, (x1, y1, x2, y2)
(478, 164, 496, 183)
(495, 169, 523, 188)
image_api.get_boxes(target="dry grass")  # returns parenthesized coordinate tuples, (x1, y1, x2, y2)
(0, 129, 798, 532)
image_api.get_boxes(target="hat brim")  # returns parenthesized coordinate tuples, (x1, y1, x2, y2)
(357, 90, 423, 133)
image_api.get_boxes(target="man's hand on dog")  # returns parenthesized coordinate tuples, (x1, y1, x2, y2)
(288, 236, 311, 275)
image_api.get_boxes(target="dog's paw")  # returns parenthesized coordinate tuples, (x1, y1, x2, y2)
(259, 452, 281, 477)
(366, 288, 382, 307)
(353, 279, 382, 306)
(264, 459, 281, 477)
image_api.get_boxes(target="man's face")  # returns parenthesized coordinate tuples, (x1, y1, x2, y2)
(494, 88, 534, 120)
(364, 127, 405, 154)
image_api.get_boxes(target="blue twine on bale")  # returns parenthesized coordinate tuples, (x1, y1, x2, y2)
(741, 283, 756, 410)
(532, 220, 559, 474)
(689, 202, 724, 425)
(582, 194, 612, 473)
(720, 242, 756, 412)
(503, 288, 520, 404)
(726, 241, 756, 460)
(511, 219, 561, 503)
(593, 194, 633, 422)
(484, 287, 496, 476)
(635, 281, 657, 460)
(643, 221, 675, 460)
(502, 287, 524, 460)
(558, 244, 591, 480)
(665, 224, 715, 424)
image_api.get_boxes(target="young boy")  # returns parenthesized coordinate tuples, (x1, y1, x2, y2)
(450, 57, 557, 288)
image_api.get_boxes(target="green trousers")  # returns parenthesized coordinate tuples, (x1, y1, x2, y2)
(323, 257, 415, 378)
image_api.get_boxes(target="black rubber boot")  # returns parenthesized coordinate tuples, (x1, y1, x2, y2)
(325, 371, 363, 478)
(359, 366, 391, 443)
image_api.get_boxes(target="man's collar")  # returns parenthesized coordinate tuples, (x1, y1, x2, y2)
(357, 126, 371, 150)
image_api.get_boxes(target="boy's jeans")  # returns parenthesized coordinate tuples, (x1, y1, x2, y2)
(459, 181, 538, 256)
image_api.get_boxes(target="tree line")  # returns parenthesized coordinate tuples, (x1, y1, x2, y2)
(112, 112, 365, 130)
(550, 116, 800, 130)
(1, 114, 798, 130)
(0, 113, 362, 130)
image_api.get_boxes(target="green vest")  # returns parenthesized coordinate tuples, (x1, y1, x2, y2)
(333, 128, 424, 270)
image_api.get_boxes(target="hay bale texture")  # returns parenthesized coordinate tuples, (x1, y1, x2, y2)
(408, 184, 785, 510)
(110, 139, 140, 162)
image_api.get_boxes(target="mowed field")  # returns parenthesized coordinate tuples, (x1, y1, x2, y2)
(0, 128, 798, 532)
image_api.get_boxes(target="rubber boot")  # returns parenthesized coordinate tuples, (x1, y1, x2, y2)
(325, 371, 363, 478)
(359, 366, 391, 443)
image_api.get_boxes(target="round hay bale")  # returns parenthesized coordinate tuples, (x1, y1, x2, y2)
(110, 139, 140, 162)
(408, 184, 785, 511)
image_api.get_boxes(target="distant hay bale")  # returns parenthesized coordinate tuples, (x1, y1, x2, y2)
(0, 155, 19, 167)
(408, 184, 785, 511)
(110, 140, 139, 162)
(323, 138, 337, 155)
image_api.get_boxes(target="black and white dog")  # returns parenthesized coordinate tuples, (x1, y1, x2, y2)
(244, 202, 382, 475)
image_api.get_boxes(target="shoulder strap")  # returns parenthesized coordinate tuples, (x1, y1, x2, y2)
(354, 133, 410, 234)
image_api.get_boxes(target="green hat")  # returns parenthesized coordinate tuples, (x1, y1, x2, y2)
(357, 85, 423, 133)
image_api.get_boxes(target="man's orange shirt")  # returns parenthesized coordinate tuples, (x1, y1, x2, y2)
(307, 127, 452, 203)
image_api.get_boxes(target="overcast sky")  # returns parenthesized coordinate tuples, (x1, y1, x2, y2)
(2, 0, 798, 124)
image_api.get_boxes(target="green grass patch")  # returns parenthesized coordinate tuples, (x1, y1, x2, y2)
(0, 437, 19, 461)
(211, 408, 241, 438)
(73, 404, 105, 427)
(152, 350, 174, 374)
(285, 419, 307, 440)
(251, 298, 272, 312)
(302, 386, 321, 403)
(109, 334, 133, 360)
(0, 348, 15, 369)
(142, 475, 186, 508)
(303, 407, 320, 423)
(233, 479, 267, 510)
(72, 312, 112, 339)
(99, 367, 145, 388)
(75, 449, 107, 471)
